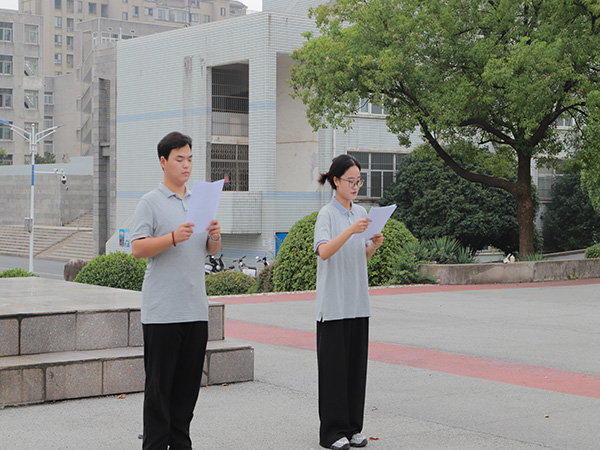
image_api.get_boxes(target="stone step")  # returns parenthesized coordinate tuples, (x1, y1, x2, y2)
(0, 340, 254, 406)
(1, 303, 225, 358)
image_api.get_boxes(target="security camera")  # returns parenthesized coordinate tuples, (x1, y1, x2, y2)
(61, 174, 67, 184)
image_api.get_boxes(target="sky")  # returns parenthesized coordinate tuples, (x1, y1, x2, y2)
(0, 0, 263, 13)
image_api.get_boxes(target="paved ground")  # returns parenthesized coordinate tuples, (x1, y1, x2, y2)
(1, 279, 600, 449)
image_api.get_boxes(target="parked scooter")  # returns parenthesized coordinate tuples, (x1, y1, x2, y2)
(233, 255, 257, 278)
(255, 256, 269, 268)
(205, 254, 226, 275)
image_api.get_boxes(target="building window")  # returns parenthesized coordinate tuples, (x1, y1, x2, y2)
(89, 3, 97, 14)
(132, 6, 139, 17)
(0, 88, 13, 108)
(54, 53, 63, 65)
(45, 92, 54, 105)
(157, 8, 167, 20)
(0, 122, 13, 140)
(144, 7, 153, 16)
(44, 141, 54, 154)
(55, 71, 62, 76)
(66, 54, 74, 68)
(24, 57, 38, 76)
(55, 34, 63, 47)
(24, 24, 38, 44)
(66, 35, 74, 50)
(0, 153, 12, 165)
(209, 143, 249, 191)
(123, 0, 128, 2)
(0, 55, 13, 75)
(356, 98, 385, 115)
(66, 0, 74, 12)
(44, 116, 54, 130)
(220, 7, 226, 16)
(191, 13, 199, 23)
(556, 116, 575, 128)
(0, 22, 13, 42)
(204, 15, 210, 23)
(55, 0, 62, 9)
(347, 151, 406, 198)
(173, 10, 187, 23)
(77, 1, 83, 12)
(24, 90, 39, 110)
(101, 4, 108, 17)
(66, 17, 74, 32)
(55, 17, 62, 28)
(122, 12, 128, 20)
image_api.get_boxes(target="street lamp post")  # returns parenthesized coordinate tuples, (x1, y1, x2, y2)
(0, 119, 62, 273)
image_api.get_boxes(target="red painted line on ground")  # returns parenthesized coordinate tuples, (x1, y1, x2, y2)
(212, 278, 600, 305)
(226, 319, 600, 399)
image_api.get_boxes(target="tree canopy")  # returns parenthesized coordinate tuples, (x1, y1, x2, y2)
(542, 170, 600, 252)
(290, 0, 600, 256)
(381, 144, 540, 255)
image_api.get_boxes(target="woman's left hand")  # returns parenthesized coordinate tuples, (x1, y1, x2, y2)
(207, 220, 221, 241)
(370, 233, 383, 249)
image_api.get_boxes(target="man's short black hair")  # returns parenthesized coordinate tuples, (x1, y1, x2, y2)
(157, 131, 193, 161)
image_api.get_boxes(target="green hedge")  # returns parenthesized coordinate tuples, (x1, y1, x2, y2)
(0, 268, 38, 278)
(585, 243, 600, 259)
(272, 211, 426, 291)
(272, 212, 318, 292)
(248, 264, 275, 294)
(74, 252, 147, 291)
(205, 271, 255, 296)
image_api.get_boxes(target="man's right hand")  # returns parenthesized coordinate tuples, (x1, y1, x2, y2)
(174, 222, 195, 244)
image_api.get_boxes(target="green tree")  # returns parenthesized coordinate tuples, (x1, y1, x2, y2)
(381, 144, 537, 255)
(290, 0, 600, 256)
(0, 147, 10, 165)
(35, 151, 56, 164)
(542, 171, 600, 252)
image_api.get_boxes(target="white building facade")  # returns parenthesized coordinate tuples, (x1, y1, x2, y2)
(113, 11, 420, 259)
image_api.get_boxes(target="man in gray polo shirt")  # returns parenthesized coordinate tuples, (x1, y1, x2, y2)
(131, 131, 221, 450)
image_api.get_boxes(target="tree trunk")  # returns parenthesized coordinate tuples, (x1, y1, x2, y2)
(515, 155, 536, 257)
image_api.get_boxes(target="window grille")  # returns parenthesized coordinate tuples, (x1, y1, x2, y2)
(208, 143, 249, 192)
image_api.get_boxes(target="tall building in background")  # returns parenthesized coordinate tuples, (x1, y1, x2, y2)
(0, 8, 44, 165)
(19, 0, 247, 77)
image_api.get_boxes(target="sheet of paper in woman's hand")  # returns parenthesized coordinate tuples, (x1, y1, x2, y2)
(186, 180, 224, 230)
(351, 204, 397, 240)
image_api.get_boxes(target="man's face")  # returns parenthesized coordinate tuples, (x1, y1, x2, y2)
(160, 145, 192, 185)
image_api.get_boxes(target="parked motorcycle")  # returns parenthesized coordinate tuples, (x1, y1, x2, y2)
(205, 254, 226, 275)
(233, 255, 257, 278)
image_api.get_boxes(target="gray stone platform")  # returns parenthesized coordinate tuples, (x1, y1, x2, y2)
(0, 278, 254, 406)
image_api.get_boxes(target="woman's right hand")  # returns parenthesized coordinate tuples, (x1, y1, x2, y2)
(348, 218, 372, 235)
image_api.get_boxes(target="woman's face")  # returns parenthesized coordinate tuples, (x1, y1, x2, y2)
(334, 165, 361, 203)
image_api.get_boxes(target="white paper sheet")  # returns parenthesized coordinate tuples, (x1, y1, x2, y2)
(351, 204, 397, 240)
(186, 179, 224, 230)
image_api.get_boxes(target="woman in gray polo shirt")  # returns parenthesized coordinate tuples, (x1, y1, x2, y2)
(314, 154, 384, 450)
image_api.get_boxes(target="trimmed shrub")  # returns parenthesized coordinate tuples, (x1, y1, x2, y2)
(74, 251, 147, 291)
(585, 243, 600, 259)
(0, 268, 38, 278)
(367, 218, 418, 286)
(205, 271, 255, 296)
(272, 212, 318, 292)
(272, 211, 425, 291)
(249, 264, 275, 294)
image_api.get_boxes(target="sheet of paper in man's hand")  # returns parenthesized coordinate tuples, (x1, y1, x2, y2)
(186, 179, 224, 230)
(351, 204, 397, 240)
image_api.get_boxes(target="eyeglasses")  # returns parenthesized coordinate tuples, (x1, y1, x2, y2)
(339, 177, 364, 188)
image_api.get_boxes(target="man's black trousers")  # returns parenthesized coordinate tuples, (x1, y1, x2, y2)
(317, 317, 369, 448)
(142, 321, 208, 450)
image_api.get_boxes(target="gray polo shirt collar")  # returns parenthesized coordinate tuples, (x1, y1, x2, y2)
(157, 183, 191, 209)
(331, 195, 356, 217)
